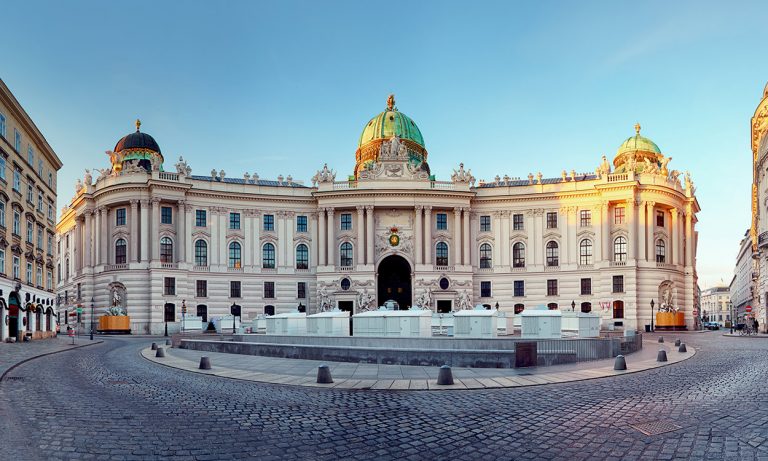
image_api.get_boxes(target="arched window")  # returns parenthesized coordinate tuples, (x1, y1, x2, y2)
(262, 243, 275, 269)
(656, 239, 666, 263)
(546, 241, 559, 266)
(513, 242, 525, 268)
(115, 238, 127, 264)
(580, 302, 592, 313)
(614, 236, 627, 262)
(160, 237, 173, 263)
(479, 243, 492, 268)
(547, 302, 558, 310)
(296, 244, 309, 270)
(435, 241, 449, 266)
(228, 242, 242, 268)
(194, 240, 208, 266)
(579, 239, 592, 265)
(340, 242, 353, 267)
(514, 303, 525, 314)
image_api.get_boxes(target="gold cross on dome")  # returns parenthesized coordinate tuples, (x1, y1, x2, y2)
(634, 122, 641, 135)
(135, 119, 141, 132)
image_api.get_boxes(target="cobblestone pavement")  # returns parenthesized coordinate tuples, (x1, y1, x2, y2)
(0, 333, 766, 460)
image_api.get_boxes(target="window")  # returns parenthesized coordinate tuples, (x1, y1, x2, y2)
(340, 242, 353, 267)
(263, 214, 274, 231)
(48, 172, 53, 189)
(0, 249, 5, 274)
(656, 239, 666, 263)
(511, 242, 526, 268)
(164, 277, 176, 295)
(26, 262, 32, 283)
(38, 159, 43, 178)
(161, 206, 173, 224)
(36, 267, 42, 287)
(439, 277, 450, 290)
(262, 243, 275, 268)
(160, 237, 173, 263)
(579, 239, 593, 265)
(513, 213, 524, 230)
(580, 210, 591, 227)
(26, 220, 33, 243)
(27, 145, 34, 165)
(612, 275, 624, 293)
(479, 243, 492, 268)
(580, 278, 592, 295)
(546, 212, 557, 229)
(27, 182, 33, 203)
(546, 241, 559, 266)
(0, 200, 5, 227)
(37, 191, 43, 211)
(195, 209, 206, 227)
(0, 113, 4, 138)
(229, 212, 240, 230)
(13, 168, 20, 192)
(65, 258, 69, 279)
(514, 304, 525, 314)
(480, 281, 491, 298)
(436, 213, 447, 230)
(12, 256, 19, 279)
(547, 279, 558, 296)
(513, 280, 525, 297)
(296, 244, 309, 269)
(0, 156, 6, 181)
(14, 129, 21, 152)
(47, 270, 52, 290)
(194, 240, 208, 266)
(264, 281, 275, 298)
(116, 208, 126, 226)
(115, 239, 127, 264)
(228, 242, 241, 268)
(196, 280, 207, 298)
(435, 241, 449, 266)
(12, 211, 20, 235)
(296, 215, 307, 233)
(480, 215, 491, 232)
(547, 303, 559, 310)
(613, 300, 624, 318)
(230, 281, 241, 298)
(298, 282, 306, 299)
(340, 278, 351, 291)
(37, 225, 43, 248)
(579, 302, 592, 313)
(340, 213, 352, 231)
(47, 201, 53, 221)
(614, 236, 627, 262)
(614, 207, 625, 225)
(656, 210, 665, 227)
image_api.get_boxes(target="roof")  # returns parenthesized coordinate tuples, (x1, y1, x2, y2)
(189, 175, 309, 188)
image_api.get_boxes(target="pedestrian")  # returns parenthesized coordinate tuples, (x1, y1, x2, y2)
(755, 318, 760, 334)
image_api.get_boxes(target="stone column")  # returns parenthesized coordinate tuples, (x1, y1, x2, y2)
(83, 210, 92, 268)
(534, 209, 543, 266)
(626, 198, 636, 261)
(99, 207, 108, 264)
(366, 206, 374, 265)
(501, 211, 510, 266)
(559, 208, 568, 265)
(286, 212, 295, 267)
(601, 202, 610, 262)
(646, 202, 655, 262)
(318, 208, 326, 266)
(243, 210, 252, 267)
(671, 209, 679, 266)
(210, 208, 219, 266)
(592, 204, 602, 262)
(253, 211, 261, 267)
(414, 205, 423, 265)
(526, 210, 535, 265)
(151, 198, 161, 261)
(140, 200, 149, 262)
(130, 200, 139, 262)
(184, 204, 193, 264)
(454, 208, 463, 266)
(356, 206, 365, 266)
(176, 200, 185, 263)
(218, 208, 227, 265)
(92, 209, 100, 265)
(462, 208, 470, 267)
(310, 211, 318, 268)
(568, 207, 578, 265)
(492, 211, 501, 266)
(424, 206, 432, 265)
(637, 201, 646, 262)
(685, 207, 693, 267)
(326, 208, 335, 267)
(277, 211, 286, 267)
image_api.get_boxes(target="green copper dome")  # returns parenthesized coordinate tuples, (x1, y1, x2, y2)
(616, 123, 661, 156)
(358, 96, 425, 148)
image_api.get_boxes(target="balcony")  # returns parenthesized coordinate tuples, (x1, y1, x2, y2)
(160, 263, 178, 269)
(759, 231, 768, 248)
(435, 265, 454, 272)
(104, 264, 128, 271)
(227, 267, 243, 273)
(544, 265, 560, 272)
(193, 265, 210, 272)
(511, 266, 527, 272)
(610, 261, 627, 267)
(337, 266, 354, 272)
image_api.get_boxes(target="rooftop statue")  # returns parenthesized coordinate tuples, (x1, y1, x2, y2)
(312, 163, 336, 185)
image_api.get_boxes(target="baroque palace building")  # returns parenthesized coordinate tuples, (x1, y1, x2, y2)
(0, 79, 62, 342)
(56, 96, 699, 335)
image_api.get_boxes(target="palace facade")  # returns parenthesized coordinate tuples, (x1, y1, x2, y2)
(56, 96, 699, 335)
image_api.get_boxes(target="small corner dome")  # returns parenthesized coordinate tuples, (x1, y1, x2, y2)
(616, 123, 661, 157)
(114, 119, 161, 154)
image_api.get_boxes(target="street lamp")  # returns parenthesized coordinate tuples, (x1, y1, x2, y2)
(164, 302, 169, 337)
(181, 299, 186, 334)
(571, 300, 576, 312)
(495, 302, 499, 310)
(650, 299, 655, 332)
(230, 302, 238, 335)
(90, 297, 94, 341)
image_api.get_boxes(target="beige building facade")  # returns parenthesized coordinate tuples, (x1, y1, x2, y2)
(0, 79, 62, 342)
(56, 97, 700, 335)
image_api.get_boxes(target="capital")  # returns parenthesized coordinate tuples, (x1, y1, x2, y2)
(365, 205, 374, 212)
(130, 199, 139, 208)
(415, 205, 424, 211)
(356, 205, 365, 213)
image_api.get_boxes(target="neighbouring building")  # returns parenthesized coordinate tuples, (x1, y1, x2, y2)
(749, 83, 768, 331)
(700, 284, 732, 326)
(732, 230, 754, 322)
(0, 79, 62, 342)
(55, 95, 700, 335)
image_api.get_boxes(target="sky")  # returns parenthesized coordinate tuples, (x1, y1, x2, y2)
(2, 0, 766, 288)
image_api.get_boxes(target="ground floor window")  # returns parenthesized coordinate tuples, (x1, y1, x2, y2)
(547, 302, 558, 310)
(514, 303, 525, 314)
(264, 282, 275, 299)
(580, 302, 592, 313)
(196, 305, 208, 322)
(230, 281, 241, 298)
(164, 277, 175, 296)
(613, 300, 624, 319)
(480, 281, 491, 298)
(297, 282, 306, 299)
(547, 279, 558, 296)
(580, 278, 591, 295)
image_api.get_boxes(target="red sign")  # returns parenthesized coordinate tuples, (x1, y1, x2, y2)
(746, 305, 753, 313)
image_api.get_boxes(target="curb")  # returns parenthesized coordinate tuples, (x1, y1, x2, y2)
(0, 340, 104, 382)
(141, 341, 697, 391)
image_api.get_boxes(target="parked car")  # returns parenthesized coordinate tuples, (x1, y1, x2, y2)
(703, 321, 720, 330)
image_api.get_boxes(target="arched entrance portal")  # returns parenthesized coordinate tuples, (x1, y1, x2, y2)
(8, 292, 20, 341)
(377, 255, 412, 310)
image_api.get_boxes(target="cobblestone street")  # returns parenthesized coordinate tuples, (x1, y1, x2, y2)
(1, 333, 766, 460)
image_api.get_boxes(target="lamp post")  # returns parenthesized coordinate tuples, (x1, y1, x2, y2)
(650, 299, 655, 332)
(730, 302, 734, 334)
(230, 302, 237, 335)
(90, 297, 94, 341)
(181, 299, 186, 334)
(571, 300, 576, 312)
(495, 302, 499, 310)
(164, 302, 169, 337)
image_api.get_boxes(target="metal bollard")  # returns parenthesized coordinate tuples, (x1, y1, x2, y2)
(614, 355, 627, 370)
(674, 339, 681, 347)
(317, 364, 333, 384)
(437, 365, 454, 385)
(199, 356, 212, 370)
(657, 350, 668, 362)
(678, 343, 687, 353)
(165, 339, 171, 346)
(155, 347, 166, 358)
(151, 342, 158, 350)
(658, 336, 664, 343)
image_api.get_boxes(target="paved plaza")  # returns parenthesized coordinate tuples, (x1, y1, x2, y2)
(0, 332, 766, 460)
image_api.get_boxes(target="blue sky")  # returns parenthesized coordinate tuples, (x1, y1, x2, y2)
(3, 0, 766, 287)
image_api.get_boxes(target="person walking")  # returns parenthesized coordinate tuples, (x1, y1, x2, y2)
(754, 318, 760, 334)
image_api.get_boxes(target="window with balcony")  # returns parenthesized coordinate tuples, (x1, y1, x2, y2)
(228, 242, 242, 268)
(579, 239, 593, 265)
(513, 242, 526, 268)
(262, 243, 275, 269)
(340, 242, 353, 267)
(296, 244, 309, 269)
(656, 239, 666, 263)
(546, 241, 559, 266)
(435, 241, 448, 266)
(194, 240, 208, 266)
(115, 239, 127, 264)
(160, 237, 173, 263)
(479, 243, 492, 268)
